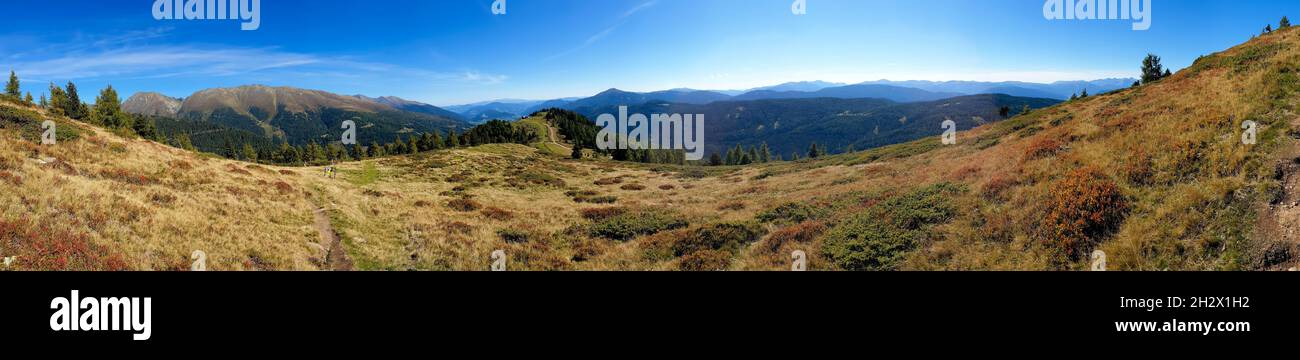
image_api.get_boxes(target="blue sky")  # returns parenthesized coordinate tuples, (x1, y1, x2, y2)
(3, 0, 1298, 106)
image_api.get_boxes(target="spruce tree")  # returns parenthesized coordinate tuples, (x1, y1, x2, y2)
(351, 144, 365, 160)
(133, 115, 158, 140)
(242, 143, 258, 162)
(709, 152, 723, 166)
(5, 71, 19, 98)
(759, 142, 771, 163)
(808, 143, 821, 159)
(93, 85, 131, 128)
(23, 92, 33, 105)
(1140, 54, 1165, 85)
(39, 94, 47, 108)
(48, 83, 68, 115)
(1080, 89, 1089, 98)
(447, 130, 460, 147)
(1282, 16, 1291, 28)
(175, 134, 196, 151)
(571, 144, 583, 160)
(64, 82, 87, 120)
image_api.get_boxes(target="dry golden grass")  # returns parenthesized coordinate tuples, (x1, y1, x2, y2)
(4, 28, 1300, 271)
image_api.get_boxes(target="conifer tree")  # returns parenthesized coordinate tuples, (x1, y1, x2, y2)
(4, 71, 19, 98)
(64, 82, 87, 120)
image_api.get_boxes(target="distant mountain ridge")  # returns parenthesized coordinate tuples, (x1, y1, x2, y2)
(449, 78, 1129, 121)
(125, 85, 468, 146)
(121, 92, 183, 117)
(577, 93, 1062, 157)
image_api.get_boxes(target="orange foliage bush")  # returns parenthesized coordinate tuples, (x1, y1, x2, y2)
(759, 221, 827, 253)
(1040, 166, 1128, 260)
(0, 218, 129, 270)
(1023, 137, 1063, 161)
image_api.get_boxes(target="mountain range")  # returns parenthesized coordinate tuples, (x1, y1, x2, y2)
(444, 78, 1133, 122)
(123, 85, 468, 146)
(581, 93, 1060, 157)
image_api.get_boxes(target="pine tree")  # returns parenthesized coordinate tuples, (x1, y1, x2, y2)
(132, 115, 158, 140)
(23, 92, 33, 105)
(93, 85, 131, 128)
(446, 130, 460, 147)
(39, 94, 47, 108)
(1141, 54, 1166, 85)
(1080, 89, 1089, 98)
(1163, 69, 1172, 78)
(1282, 16, 1291, 28)
(64, 82, 87, 120)
(175, 133, 196, 151)
(792, 152, 801, 161)
(369, 142, 384, 158)
(242, 143, 258, 162)
(808, 143, 821, 159)
(47, 83, 68, 116)
(759, 142, 771, 163)
(351, 144, 365, 160)
(408, 136, 420, 154)
(1070, 93, 1078, 101)
(431, 131, 444, 149)
(222, 139, 238, 159)
(571, 144, 584, 160)
(709, 152, 723, 166)
(5, 71, 19, 98)
(747, 146, 759, 164)
(1021, 104, 1032, 116)
(1265, 24, 1274, 34)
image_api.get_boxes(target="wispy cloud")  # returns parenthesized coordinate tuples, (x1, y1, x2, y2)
(544, 0, 658, 62)
(10, 41, 509, 89)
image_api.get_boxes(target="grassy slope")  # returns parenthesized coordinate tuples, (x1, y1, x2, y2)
(2, 28, 1298, 271)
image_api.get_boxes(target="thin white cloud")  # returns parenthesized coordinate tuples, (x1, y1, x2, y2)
(544, 0, 658, 62)
(10, 44, 509, 88)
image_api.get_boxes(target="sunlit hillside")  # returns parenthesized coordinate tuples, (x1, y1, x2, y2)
(3, 27, 1300, 271)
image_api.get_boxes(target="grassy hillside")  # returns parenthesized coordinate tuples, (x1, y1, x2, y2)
(2, 27, 1299, 271)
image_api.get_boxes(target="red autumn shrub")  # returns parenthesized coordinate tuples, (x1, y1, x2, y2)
(0, 218, 130, 271)
(1023, 137, 1064, 161)
(1040, 166, 1128, 260)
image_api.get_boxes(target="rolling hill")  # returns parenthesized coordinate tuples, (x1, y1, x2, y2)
(127, 85, 469, 146)
(3, 26, 1298, 272)
(580, 94, 1060, 156)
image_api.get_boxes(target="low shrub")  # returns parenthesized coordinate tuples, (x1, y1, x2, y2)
(756, 202, 827, 224)
(447, 198, 483, 212)
(759, 221, 827, 253)
(821, 183, 963, 271)
(480, 207, 515, 221)
(1023, 137, 1064, 161)
(497, 229, 529, 244)
(0, 218, 130, 271)
(580, 207, 627, 221)
(717, 201, 746, 211)
(670, 221, 766, 257)
(620, 183, 646, 191)
(677, 249, 732, 271)
(589, 209, 688, 241)
(97, 168, 157, 186)
(1040, 166, 1128, 260)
